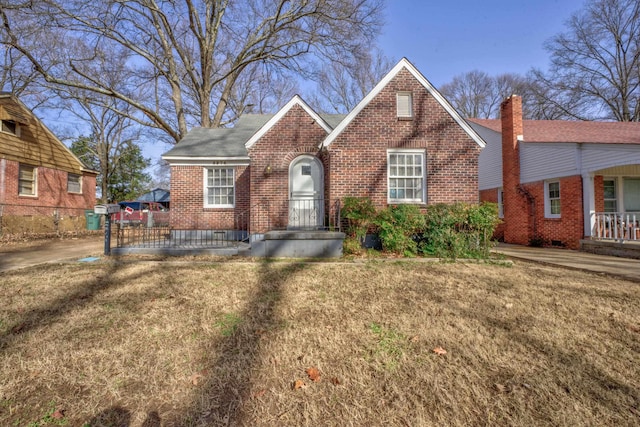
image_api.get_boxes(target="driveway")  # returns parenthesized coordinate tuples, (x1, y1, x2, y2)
(0, 235, 104, 272)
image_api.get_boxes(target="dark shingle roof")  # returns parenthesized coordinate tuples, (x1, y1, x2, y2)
(163, 115, 274, 158)
(163, 113, 345, 159)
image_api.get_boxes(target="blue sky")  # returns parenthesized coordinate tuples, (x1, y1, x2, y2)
(380, 0, 586, 87)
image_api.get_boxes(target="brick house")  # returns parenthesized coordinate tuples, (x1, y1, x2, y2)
(0, 93, 97, 220)
(162, 58, 485, 241)
(472, 95, 640, 250)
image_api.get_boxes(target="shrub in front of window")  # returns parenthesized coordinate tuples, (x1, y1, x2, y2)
(421, 202, 500, 259)
(374, 204, 425, 257)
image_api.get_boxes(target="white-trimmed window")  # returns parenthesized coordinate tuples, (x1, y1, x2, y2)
(603, 178, 617, 212)
(498, 188, 504, 218)
(396, 92, 413, 118)
(67, 173, 82, 194)
(205, 167, 235, 208)
(1, 120, 18, 135)
(544, 180, 561, 218)
(388, 150, 425, 204)
(18, 164, 36, 196)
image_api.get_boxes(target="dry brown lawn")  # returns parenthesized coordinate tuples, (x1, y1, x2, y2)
(0, 257, 638, 426)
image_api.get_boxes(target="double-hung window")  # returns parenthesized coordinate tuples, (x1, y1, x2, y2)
(67, 173, 82, 194)
(544, 180, 561, 218)
(387, 150, 425, 204)
(498, 188, 504, 218)
(205, 167, 235, 208)
(603, 178, 617, 212)
(19, 164, 36, 196)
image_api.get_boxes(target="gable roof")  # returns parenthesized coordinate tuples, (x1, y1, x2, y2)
(245, 95, 334, 149)
(469, 118, 640, 144)
(0, 93, 95, 174)
(162, 114, 273, 162)
(322, 58, 486, 148)
(163, 97, 344, 162)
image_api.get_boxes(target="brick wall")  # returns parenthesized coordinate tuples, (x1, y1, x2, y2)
(518, 175, 584, 249)
(594, 175, 604, 212)
(169, 164, 250, 229)
(248, 104, 329, 233)
(1, 158, 96, 216)
(328, 68, 481, 209)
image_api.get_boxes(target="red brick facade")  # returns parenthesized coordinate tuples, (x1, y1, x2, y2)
(168, 62, 483, 234)
(328, 68, 480, 208)
(0, 158, 96, 217)
(483, 96, 585, 249)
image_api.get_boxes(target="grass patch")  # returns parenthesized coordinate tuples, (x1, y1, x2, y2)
(0, 259, 638, 426)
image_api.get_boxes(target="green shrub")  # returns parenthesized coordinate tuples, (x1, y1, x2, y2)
(374, 204, 425, 256)
(422, 202, 500, 259)
(341, 197, 376, 242)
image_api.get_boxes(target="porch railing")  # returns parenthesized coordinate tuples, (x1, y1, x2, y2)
(264, 198, 341, 231)
(592, 212, 640, 241)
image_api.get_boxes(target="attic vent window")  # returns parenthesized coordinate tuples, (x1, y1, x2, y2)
(1, 120, 17, 135)
(397, 92, 413, 118)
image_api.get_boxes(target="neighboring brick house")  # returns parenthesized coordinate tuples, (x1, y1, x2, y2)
(472, 95, 640, 249)
(162, 58, 485, 239)
(0, 93, 97, 219)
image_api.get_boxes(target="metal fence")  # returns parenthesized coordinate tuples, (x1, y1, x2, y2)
(112, 198, 342, 249)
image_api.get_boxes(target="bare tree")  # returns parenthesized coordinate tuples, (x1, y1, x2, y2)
(440, 70, 529, 119)
(0, 0, 384, 143)
(538, 0, 640, 121)
(309, 48, 394, 113)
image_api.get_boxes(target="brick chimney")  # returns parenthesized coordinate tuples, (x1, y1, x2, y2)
(501, 95, 530, 245)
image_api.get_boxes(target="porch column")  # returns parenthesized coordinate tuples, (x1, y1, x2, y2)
(582, 172, 595, 237)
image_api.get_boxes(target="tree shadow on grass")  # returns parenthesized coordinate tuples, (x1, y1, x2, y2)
(173, 260, 309, 426)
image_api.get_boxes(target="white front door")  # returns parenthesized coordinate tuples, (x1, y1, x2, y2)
(289, 155, 324, 229)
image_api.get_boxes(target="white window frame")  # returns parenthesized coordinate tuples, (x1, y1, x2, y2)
(387, 149, 426, 204)
(1, 120, 19, 136)
(18, 163, 37, 196)
(497, 188, 504, 218)
(544, 180, 561, 218)
(396, 92, 413, 118)
(67, 173, 82, 194)
(603, 177, 617, 213)
(204, 167, 235, 208)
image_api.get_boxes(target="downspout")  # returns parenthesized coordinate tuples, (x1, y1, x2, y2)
(517, 184, 537, 243)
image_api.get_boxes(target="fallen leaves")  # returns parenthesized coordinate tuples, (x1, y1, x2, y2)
(306, 367, 321, 382)
(432, 347, 447, 355)
(293, 379, 306, 390)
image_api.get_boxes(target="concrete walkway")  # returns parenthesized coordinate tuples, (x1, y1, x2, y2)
(0, 235, 104, 273)
(494, 243, 640, 282)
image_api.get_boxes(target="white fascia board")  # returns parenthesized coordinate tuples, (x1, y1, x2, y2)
(321, 58, 486, 149)
(161, 156, 250, 166)
(245, 95, 331, 149)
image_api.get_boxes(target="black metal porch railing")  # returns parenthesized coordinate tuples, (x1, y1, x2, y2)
(112, 198, 341, 250)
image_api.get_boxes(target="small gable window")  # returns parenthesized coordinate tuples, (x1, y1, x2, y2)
(67, 173, 82, 194)
(18, 164, 36, 196)
(397, 92, 413, 118)
(1, 120, 18, 135)
(205, 167, 235, 208)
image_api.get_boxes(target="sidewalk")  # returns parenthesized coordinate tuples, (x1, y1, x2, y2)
(0, 235, 104, 273)
(494, 243, 640, 282)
